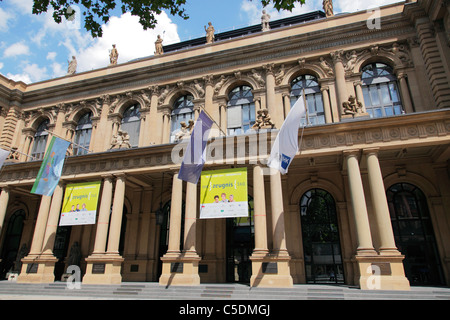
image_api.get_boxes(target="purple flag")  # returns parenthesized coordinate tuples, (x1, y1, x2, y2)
(178, 111, 213, 184)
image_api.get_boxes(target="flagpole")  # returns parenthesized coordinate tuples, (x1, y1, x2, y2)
(44, 130, 91, 153)
(198, 106, 227, 137)
(0, 145, 37, 161)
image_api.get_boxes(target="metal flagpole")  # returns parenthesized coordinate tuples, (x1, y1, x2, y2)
(0, 145, 37, 161)
(44, 130, 91, 154)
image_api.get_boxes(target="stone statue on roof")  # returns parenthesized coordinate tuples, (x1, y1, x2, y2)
(205, 22, 215, 44)
(323, 0, 334, 18)
(155, 35, 164, 55)
(67, 56, 77, 75)
(109, 44, 119, 65)
(261, 10, 271, 31)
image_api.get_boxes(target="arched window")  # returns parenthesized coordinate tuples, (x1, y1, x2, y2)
(73, 112, 92, 155)
(300, 189, 344, 284)
(121, 104, 141, 148)
(361, 63, 403, 118)
(31, 119, 49, 160)
(387, 183, 444, 285)
(227, 86, 255, 135)
(171, 95, 194, 142)
(291, 75, 325, 126)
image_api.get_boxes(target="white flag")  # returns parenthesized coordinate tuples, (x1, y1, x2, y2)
(267, 95, 306, 174)
(0, 148, 10, 169)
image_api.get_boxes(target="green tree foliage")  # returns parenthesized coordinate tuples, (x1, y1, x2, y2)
(0, 0, 306, 37)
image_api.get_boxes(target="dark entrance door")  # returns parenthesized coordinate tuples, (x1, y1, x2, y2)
(300, 189, 344, 284)
(226, 197, 254, 283)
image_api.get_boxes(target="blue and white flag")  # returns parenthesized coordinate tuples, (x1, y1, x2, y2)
(267, 95, 306, 174)
(178, 111, 213, 184)
(31, 136, 70, 196)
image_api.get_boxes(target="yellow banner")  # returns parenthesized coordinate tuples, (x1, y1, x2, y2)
(200, 168, 248, 219)
(59, 181, 101, 226)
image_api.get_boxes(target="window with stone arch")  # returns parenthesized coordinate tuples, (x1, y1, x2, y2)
(290, 74, 325, 126)
(73, 111, 92, 155)
(171, 94, 195, 142)
(227, 85, 255, 136)
(361, 62, 403, 118)
(121, 103, 141, 148)
(31, 119, 50, 160)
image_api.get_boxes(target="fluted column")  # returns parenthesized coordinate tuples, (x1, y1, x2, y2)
(106, 173, 126, 255)
(320, 86, 333, 123)
(364, 148, 399, 255)
(92, 175, 114, 254)
(344, 150, 376, 255)
(353, 81, 367, 113)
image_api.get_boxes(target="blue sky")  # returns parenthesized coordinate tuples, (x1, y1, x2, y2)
(0, 0, 402, 84)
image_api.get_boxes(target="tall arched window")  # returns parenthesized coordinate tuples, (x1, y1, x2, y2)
(300, 189, 344, 284)
(361, 63, 403, 118)
(291, 75, 325, 126)
(227, 86, 255, 135)
(0, 209, 25, 278)
(31, 119, 49, 160)
(73, 112, 92, 155)
(121, 104, 141, 148)
(387, 183, 444, 286)
(171, 95, 194, 142)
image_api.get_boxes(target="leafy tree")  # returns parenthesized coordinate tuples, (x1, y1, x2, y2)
(0, 0, 306, 37)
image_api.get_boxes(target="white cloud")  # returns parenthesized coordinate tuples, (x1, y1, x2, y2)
(3, 42, 31, 58)
(47, 52, 57, 60)
(0, 62, 3, 70)
(0, 8, 15, 31)
(334, 0, 402, 13)
(75, 11, 180, 72)
(6, 61, 48, 83)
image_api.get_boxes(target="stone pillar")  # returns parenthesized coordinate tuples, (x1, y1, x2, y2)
(219, 104, 227, 136)
(397, 73, 414, 114)
(162, 111, 171, 144)
(41, 182, 65, 256)
(17, 195, 54, 283)
(251, 169, 293, 288)
(364, 149, 399, 255)
(344, 150, 376, 255)
(282, 94, 291, 120)
(353, 81, 367, 113)
(331, 50, 348, 117)
(167, 173, 183, 255)
(264, 64, 281, 128)
(320, 86, 333, 123)
(83, 175, 124, 285)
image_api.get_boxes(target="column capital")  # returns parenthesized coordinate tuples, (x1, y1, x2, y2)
(362, 147, 380, 156)
(343, 149, 361, 158)
(113, 172, 127, 181)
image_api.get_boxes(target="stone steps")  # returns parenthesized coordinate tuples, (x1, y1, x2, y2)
(0, 281, 449, 300)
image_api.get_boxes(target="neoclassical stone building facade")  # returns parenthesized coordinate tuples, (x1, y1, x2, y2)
(0, 0, 449, 290)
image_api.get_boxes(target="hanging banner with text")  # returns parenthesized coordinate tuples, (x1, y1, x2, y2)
(200, 168, 248, 219)
(59, 181, 101, 226)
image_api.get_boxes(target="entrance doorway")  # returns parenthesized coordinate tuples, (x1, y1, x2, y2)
(387, 183, 445, 286)
(300, 189, 344, 284)
(226, 197, 254, 283)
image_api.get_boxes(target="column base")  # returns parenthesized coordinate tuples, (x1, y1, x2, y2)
(250, 252, 293, 288)
(17, 255, 58, 284)
(159, 252, 201, 287)
(82, 254, 124, 285)
(355, 254, 410, 291)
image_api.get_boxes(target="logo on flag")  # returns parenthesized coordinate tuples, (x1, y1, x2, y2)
(31, 137, 70, 196)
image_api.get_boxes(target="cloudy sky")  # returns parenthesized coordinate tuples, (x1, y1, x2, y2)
(0, 0, 402, 84)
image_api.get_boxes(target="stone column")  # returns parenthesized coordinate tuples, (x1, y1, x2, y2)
(282, 94, 291, 120)
(166, 172, 183, 255)
(252, 166, 268, 255)
(397, 73, 414, 114)
(183, 182, 198, 255)
(353, 81, 367, 113)
(264, 64, 281, 128)
(162, 111, 171, 144)
(219, 104, 227, 136)
(364, 149, 399, 255)
(270, 169, 289, 256)
(106, 173, 126, 255)
(331, 50, 348, 116)
(0, 187, 10, 237)
(41, 182, 65, 256)
(92, 175, 114, 254)
(28, 196, 53, 257)
(320, 86, 333, 123)
(344, 150, 376, 255)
